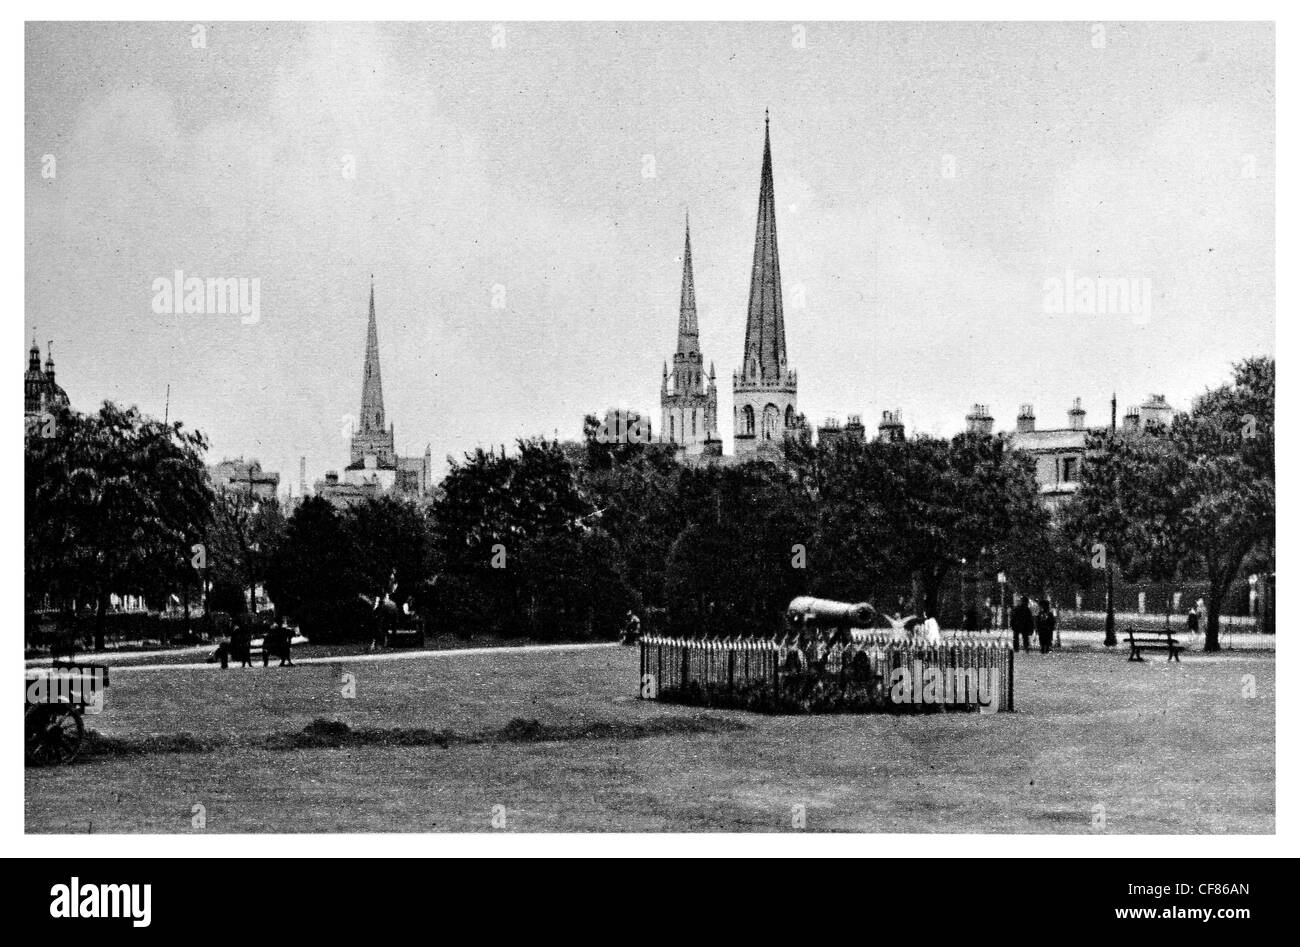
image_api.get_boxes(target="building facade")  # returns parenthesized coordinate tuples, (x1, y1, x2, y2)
(208, 458, 281, 501)
(733, 115, 799, 459)
(660, 218, 720, 456)
(1004, 394, 1176, 511)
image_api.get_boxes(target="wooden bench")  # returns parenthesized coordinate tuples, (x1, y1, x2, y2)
(1126, 628, 1184, 662)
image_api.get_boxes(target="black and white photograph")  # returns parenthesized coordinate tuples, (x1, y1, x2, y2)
(11, 7, 1289, 888)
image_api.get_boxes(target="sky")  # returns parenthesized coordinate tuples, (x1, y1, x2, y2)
(25, 21, 1274, 492)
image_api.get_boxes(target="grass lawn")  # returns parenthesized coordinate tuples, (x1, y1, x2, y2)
(25, 644, 1274, 833)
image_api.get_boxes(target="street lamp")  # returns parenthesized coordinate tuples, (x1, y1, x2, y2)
(997, 571, 1008, 630)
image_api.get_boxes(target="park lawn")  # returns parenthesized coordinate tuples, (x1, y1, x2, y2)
(25, 645, 1274, 833)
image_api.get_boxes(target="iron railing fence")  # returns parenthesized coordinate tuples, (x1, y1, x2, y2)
(640, 632, 1014, 714)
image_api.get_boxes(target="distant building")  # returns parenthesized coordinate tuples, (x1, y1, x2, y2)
(314, 471, 382, 509)
(817, 414, 866, 448)
(208, 458, 280, 502)
(964, 403, 995, 436)
(1006, 401, 1089, 510)
(24, 339, 69, 420)
(733, 116, 800, 459)
(659, 218, 721, 457)
(877, 410, 906, 443)
(1137, 393, 1175, 430)
(316, 280, 432, 510)
(1005, 394, 1178, 511)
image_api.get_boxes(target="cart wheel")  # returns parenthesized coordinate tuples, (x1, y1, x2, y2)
(25, 705, 85, 766)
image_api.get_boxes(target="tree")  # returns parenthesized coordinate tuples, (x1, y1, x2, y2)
(793, 433, 1049, 620)
(1162, 359, 1274, 650)
(430, 439, 598, 638)
(1071, 358, 1274, 651)
(25, 401, 212, 650)
(663, 463, 812, 637)
(207, 490, 285, 616)
(264, 497, 364, 640)
(345, 496, 433, 604)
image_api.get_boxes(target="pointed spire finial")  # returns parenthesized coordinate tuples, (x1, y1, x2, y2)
(360, 279, 385, 435)
(676, 215, 698, 352)
(741, 111, 786, 380)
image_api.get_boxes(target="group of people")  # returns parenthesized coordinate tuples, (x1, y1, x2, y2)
(211, 617, 295, 669)
(1010, 596, 1057, 654)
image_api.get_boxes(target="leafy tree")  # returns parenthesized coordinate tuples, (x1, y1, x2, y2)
(264, 496, 364, 640)
(579, 447, 689, 609)
(1071, 358, 1274, 651)
(663, 463, 813, 636)
(346, 496, 433, 604)
(25, 401, 212, 649)
(792, 433, 1049, 619)
(430, 439, 597, 638)
(207, 490, 285, 615)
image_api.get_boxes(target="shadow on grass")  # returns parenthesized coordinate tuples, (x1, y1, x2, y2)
(75, 714, 746, 760)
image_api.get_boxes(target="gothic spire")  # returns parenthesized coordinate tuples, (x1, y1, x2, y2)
(677, 214, 698, 353)
(360, 277, 385, 434)
(742, 114, 786, 380)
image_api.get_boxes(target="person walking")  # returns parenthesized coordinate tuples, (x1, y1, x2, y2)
(276, 619, 294, 667)
(234, 620, 254, 668)
(1186, 607, 1200, 635)
(1036, 598, 1056, 654)
(1010, 596, 1034, 653)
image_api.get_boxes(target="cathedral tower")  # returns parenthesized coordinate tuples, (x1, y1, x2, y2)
(348, 279, 397, 473)
(660, 216, 718, 454)
(733, 113, 797, 458)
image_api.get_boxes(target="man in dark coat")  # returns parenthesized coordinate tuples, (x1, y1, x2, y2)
(1010, 596, 1034, 653)
(1036, 599, 1057, 654)
(233, 620, 254, 668)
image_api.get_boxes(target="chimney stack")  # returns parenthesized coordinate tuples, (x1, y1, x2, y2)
(878, 410, 905, 443)
(1016, 403, 1036, 434)
(1139, 394, 1174, 430)
(1068, 397, 1087, 430)
(965, 403, 994, 436)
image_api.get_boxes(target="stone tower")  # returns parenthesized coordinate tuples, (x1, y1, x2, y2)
(660, 216, 718, 455)
(733, 113, 797, 458)
(24, 337, 69, 419)
(350, 279, 396, 469)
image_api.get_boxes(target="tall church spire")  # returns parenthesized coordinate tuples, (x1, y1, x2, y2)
(661, 213, 718, 457)
(742, 112, 786, 380)
(360, 277, 385, 434)
(677, 214, 698, 353)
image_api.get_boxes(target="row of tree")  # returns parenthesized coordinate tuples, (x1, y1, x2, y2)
(26, 358, 1273, 652)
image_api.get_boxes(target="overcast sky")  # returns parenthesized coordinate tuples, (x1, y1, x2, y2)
(26, 21, 1274, 490)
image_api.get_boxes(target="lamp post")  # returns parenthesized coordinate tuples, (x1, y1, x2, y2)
(997, 571, 1008, 630)
(1104, 392, 1117, 648)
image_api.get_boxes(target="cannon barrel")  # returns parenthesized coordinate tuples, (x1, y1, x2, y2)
(787, 596, 877, 627)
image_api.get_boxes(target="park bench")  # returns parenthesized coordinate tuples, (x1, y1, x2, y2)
(1125, 627, 1184, 662)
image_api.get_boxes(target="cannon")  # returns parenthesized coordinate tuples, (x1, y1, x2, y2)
(787, 596, 878, 629)
(24, 663, 108, 766)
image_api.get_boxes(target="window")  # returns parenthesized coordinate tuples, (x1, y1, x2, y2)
(785, 405, 795, 429)
(742, 405, 755, 435)
(762, 404, 779, 440)
(1062, 457, 1078, 482)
